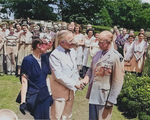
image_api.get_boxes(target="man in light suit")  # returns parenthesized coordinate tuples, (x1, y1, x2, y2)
(82, 31, 124, 120)
(49, 30, 82, 120)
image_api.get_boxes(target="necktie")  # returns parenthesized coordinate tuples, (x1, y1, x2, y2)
(65, 49, 71, 54)
(102, 50, 107, 55)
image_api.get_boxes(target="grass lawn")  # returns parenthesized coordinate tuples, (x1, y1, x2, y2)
(0, 75, 139, 120)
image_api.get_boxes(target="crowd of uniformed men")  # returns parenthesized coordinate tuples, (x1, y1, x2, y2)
(0, 18, 149, 77)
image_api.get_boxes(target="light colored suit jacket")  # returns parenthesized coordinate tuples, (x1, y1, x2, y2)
(86, 47, 124, 105)
(50, 45, 79, 100)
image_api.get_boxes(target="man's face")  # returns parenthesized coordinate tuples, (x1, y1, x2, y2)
(47, 27, 51, 31)
(67, 25, 73, 31)
(87, 25, 92, 29)
(123, 30, 126, 35)
(129, 31, 134, 36)
(140, 29, 145, 34)
(34, 26, 40, 32)
(16, 24, 21, 30)
(54, 25, 58, 31)
(63, 33, 74, 49)
(58, 23, 61, 27)
(9, 27, 14, 35)
(22, 26, 28, 34)
(98, 33, 110, 50)
(2, 25, 6, 30)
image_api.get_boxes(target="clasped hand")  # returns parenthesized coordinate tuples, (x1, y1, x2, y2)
(75, 79, 88, 90)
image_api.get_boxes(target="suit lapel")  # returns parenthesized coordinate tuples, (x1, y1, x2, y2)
(57, 46, 74, 69)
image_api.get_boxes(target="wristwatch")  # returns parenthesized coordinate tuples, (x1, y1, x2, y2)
(105, 102, 113, 109)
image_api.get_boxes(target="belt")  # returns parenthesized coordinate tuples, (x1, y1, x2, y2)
(20, 42, 31, 45)
(118, 46, 123, 48)
(6, 44, 16, 46)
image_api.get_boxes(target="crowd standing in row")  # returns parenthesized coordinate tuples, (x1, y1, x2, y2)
(111, 27, 148, 76)
(0, 18, 149, 120)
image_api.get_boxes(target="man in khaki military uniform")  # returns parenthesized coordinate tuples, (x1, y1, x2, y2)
(0, 30, 5, 75)
(17, 24, 33, 75)
(4, 27, 18, 75)
(45, 23, 55, 51)
(0, 23, 10, 75)
(82, 31, 124, 120)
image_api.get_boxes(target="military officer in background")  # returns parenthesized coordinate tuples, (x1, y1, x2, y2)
(17, 24, 33, 76)
(61, 22, 67, 30)
(32, 24, 41, 35)
(40, 21, 46, 32)
(1, 23, 9, 37)
(45, 23, 55, 51)
(53, 24, 59, 33)
(0, 23, 10, 75)
(58, 22, 62, 31)
(4, 27, 18, 75)
(0, 29, 5, 76)
(46, 23, 55, 40)
(81, 31, 124, 120)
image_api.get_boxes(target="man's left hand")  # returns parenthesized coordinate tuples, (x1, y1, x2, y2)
(105, 101, 113, 109)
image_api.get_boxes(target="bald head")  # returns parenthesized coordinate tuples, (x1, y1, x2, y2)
(0, 109, 18, 120)
(98, 31, 113, 43)
(98, 31, 113, 51)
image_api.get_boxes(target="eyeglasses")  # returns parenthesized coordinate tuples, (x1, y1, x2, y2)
(98, 40, 110, 45)
(63, 39, 74, 44)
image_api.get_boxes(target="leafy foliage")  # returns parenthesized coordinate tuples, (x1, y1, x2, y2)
(1, 0, 57, 20)
(94, 8, 112, 26)
(1, 0, 150, 30)
(92, 25, 111, 32)
(118, 73, 150, 119)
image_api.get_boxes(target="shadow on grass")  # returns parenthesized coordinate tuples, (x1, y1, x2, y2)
(117, 105, 138, 120)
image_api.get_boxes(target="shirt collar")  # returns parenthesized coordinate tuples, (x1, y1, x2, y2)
(32, 54, 41, 62)
(59, 45, 71, 54)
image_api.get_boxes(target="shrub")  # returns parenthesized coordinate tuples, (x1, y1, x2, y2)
(117, 73, 150, 119)
(92, 25, 111, 32)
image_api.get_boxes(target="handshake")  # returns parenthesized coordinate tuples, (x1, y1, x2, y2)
(75, 78, 89, 90)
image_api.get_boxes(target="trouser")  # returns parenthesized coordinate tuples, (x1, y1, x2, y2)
(0, 54, 3, 73)
(50, 98, 74, 120)
(6, 54, 16, 74)
(89, 104, 112, 120)
(82, 66, 89, 78)
(6, 46, 16, 74)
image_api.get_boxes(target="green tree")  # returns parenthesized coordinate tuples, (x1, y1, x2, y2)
(1, 0, 57, 20)
(106, 0, 142, 30)
(94, 8, 112, 26)
(137, 8, 150, 30)
(51, 0, 108, 23)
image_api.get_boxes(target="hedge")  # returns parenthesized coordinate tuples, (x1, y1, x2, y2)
(117, 72, 150, 119)
(92, 25, 111, 32)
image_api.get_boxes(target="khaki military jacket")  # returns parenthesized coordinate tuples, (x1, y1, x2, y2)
(86, 47, 124, 105)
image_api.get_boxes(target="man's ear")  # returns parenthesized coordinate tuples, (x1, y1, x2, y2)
(37, 43, 41, 48)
